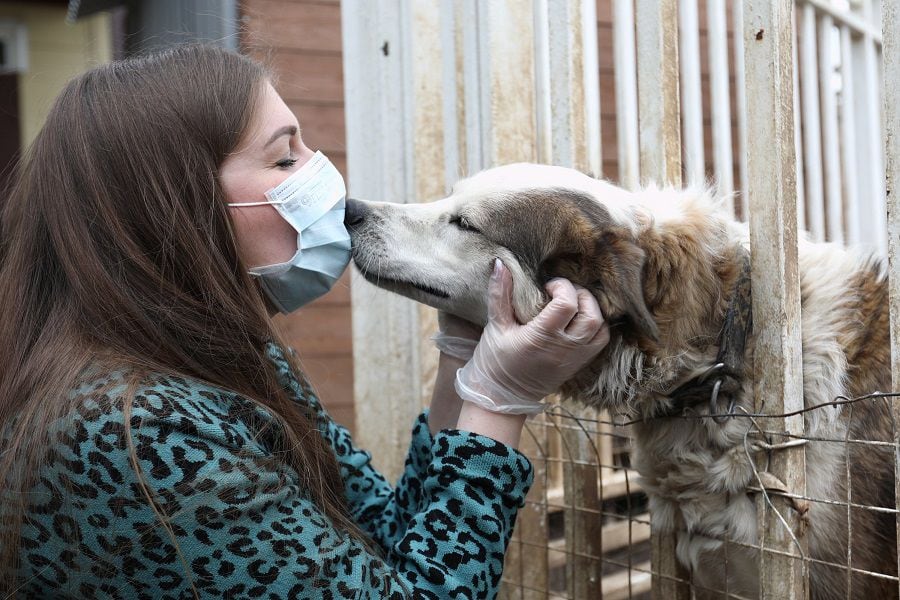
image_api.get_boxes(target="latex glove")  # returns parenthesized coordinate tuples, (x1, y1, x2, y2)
(455, 259, 610, 415)
(432, 311, 483, 361)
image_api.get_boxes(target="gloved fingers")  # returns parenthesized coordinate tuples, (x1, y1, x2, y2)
(588, 319, 612, 348)
(564, 286, 605, 342)
(487, 259, 516, 328)
(530, 277, 579, 333)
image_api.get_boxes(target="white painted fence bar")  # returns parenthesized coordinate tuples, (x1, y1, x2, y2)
(678, 0, 704, 186)
(706, 0, 734, 204)
(537, 4, 604, 596)
(613, 0, 640, 190)
(744, 2, 808, 598)
(807, 0, 883, 42)
(636, 0, 682, 187)
(580, 0, 601, 178)
(850, 6, 881, 252)
(343, 1, 442, 482)
(534, 0, 553, 167)
(839, 25, 862, 246)
(733, 0, 750, 217)
(462, 0, 485, 175)
(799, 3, 826, 242)
(792, 19, 807, 233)
(440, 1, 464, 196)
(634, 1, 691, 597)
(852, 0, 887, 253)
(475, 1, 538, 167)
(818, 15, 844, 243)
(884, 0, 900, 593)
(462, 5, 546, 596)
(539, 0, 602, 176)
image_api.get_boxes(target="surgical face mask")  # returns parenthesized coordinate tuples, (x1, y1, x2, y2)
(227, 151, 351, 314)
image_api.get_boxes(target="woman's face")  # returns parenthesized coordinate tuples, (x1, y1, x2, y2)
(220, 81, 316, 270)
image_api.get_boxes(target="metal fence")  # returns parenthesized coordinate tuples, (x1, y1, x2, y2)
(502, 392, 900, 599)
(342, 0, 899, 598)
(614, 0, 886, 249)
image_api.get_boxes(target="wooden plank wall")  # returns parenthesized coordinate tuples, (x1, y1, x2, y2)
(238, 0, 737, 435)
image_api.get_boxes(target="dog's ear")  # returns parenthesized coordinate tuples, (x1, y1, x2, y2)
(541, 228, 659, 344)
(590, 231, 659, 343)
(526, 188, 659, 344)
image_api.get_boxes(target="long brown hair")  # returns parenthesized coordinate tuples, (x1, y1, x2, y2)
(0, 45, 365, 593)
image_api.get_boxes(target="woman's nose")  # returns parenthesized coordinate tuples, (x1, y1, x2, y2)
(344, 198, 369, 228)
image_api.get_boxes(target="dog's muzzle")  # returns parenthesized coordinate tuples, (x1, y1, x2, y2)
(344, 197, 370, 229)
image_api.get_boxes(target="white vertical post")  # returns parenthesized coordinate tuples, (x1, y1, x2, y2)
(536, 2, 604, 596)
(636, 0, 682, 186)
(534, 0, 553, 167)
(474, 1, 538, 167)
(734, 0, 750, 218)
(853, 0, 887, 253)
(678, 0, 705, 186)
(799, 4, 826, 242)
(462, 0, 485, 175)
(707, 0, 734, 204)
(466, 4, 542, 596)
(540, 0, 602, 175)
(744, 2, 808, 598)
(883, 0, 900, 594)
(818, 16, 844, 243)
(635, 1, 690, 597)
(441, 1, 465, 194)
(343, 1, 445, 481)
(839, 25, 861, 246)
(614, 0, 641, 190)
(793, 18, 808, 233)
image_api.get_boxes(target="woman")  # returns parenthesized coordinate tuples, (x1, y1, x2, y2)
(0, 45, 609, 598)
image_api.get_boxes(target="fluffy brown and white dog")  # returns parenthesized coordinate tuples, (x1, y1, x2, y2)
(344, 163, 896, 599)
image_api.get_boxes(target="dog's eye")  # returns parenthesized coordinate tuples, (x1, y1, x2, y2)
(450, 215, 481, 234)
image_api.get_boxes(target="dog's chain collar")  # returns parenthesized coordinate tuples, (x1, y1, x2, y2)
(660, 248, 753, 423)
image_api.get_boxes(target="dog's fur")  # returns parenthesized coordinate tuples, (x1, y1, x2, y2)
(346, 163, 896, 599)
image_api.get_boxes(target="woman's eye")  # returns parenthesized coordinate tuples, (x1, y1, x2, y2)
(450, 215, 481, 234)
(275, 157, 298, 169)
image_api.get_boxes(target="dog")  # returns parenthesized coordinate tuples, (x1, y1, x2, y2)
(344, 163, 896, 599)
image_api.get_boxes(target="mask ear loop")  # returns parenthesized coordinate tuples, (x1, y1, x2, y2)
(227, 199, 289, 208)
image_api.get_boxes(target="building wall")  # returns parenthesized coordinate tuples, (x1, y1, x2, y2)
(0, 2, 112, 149)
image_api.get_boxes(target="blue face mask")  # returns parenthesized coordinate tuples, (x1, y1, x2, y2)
(228, 151, 351, 314)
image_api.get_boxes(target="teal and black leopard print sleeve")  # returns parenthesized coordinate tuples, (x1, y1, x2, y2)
(16, 346, 534, 599)
(267, 344, 441, 553)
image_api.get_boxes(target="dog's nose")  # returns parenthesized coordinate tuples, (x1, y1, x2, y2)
(344, 197, 369, 228)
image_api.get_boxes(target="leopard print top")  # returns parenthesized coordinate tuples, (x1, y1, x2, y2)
(15, 344, 534, 599)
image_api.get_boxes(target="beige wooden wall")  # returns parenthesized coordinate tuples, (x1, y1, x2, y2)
(0, 2, 113, 150)
(239, 0, 736, 434)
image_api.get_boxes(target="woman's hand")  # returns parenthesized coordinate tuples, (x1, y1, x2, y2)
(455, 258, 610, 416)
(428, 313, 483, 435)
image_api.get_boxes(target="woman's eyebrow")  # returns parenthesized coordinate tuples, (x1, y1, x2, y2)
(264, 125, 297, 148)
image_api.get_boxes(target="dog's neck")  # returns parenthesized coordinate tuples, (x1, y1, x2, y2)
(569, 195, 751, 419)
(655, 249, 752, 419)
